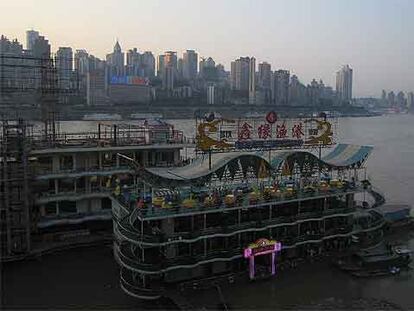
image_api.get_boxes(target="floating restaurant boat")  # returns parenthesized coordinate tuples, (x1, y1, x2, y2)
(0, 119, 190, 261)
(111, 143, 386, 299)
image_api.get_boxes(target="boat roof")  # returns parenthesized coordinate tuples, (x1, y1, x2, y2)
(377, 204, 412, 214)
(143, 144, 373, 186)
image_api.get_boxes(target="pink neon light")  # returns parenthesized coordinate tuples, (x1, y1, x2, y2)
(244, 242, 282, 258)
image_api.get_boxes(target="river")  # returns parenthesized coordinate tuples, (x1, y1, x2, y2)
(3, 114, 414, 309)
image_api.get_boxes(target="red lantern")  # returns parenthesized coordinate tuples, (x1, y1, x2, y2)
(266, 111, 277, 124)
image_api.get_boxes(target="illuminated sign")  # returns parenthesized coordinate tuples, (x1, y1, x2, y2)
(110, 76, 149, 86)
(196, 113, 335, 152)
(244, 238, 282, 258)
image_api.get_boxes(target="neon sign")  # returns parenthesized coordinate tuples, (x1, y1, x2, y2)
(244, 238, 282, 280)
(196, 113, 334, 152)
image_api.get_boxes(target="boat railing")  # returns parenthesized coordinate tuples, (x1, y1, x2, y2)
(129, 186, 363, 219)
(116, 207, 357, 245)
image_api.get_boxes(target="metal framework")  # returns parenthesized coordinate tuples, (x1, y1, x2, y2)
(0, 119, 32, 258)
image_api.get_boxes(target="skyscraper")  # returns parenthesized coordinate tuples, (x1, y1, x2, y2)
(162, 51, 177, 91)
(177, 58, 184, 80)
(141, 52, 155, 78)
(258, 62, 271, 90)
(56, 47, 73, 90)
(126, 48, 141, 76)
(407, 92, 414, 111)
(31, 35, 50, 59)
(106, 40, 124, 77)
(74, 50, 89, 75)
(199, 57, 216, 80)
(26, 29, 39, 51)
(248, 57, 256, 104)
(271, 70, 290, 105)
(230, 57, 250, 91)
(157, 54, 165, 78)
(336, 65, 353, 102)
(183, 50, 198, 80)
(289, 75, 307, 106)
(387, 91, 395, 106)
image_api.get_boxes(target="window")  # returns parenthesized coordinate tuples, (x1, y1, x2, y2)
(59, 201, 77, 215)
(45, 202, 57, 216)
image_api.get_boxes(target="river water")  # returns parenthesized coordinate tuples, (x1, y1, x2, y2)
(3, 114, 414, 309)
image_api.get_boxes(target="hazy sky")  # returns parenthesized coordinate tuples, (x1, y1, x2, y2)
(1, 0, 413, 97)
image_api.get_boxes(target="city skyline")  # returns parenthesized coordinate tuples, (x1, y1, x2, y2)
(1, 0, 413, 97)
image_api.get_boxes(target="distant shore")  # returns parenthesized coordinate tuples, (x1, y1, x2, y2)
(1, 103, 379, 121)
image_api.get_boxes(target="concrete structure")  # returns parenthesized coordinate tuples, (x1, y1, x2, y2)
(289, 75, 307, 106)
(258, 62, 271, 90)
(162, 51, 177, 91)
(108, 84, 151, 104)
(141, 52, 155, 78)
(56, 47, 73, 90)
(86, 69, 108, 106)
(26, 30, 39, 51)
(271, 70, 290, 105)
(336, 65, 353, 102)
(248, 57, 256, 104)
(106, 41, 125, 77)
(183, 49, 198, 80)
(207, 84, 215, 105)
(157, 54, 165, 78)
(407, 92, 414, 111)
(126, 48, 141, 76)
(230, 57, 250, 91)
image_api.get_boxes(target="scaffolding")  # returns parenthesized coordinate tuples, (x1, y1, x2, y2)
(0, 119, 33, 259)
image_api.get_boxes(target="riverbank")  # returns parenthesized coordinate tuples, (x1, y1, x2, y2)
(1, 102, 377, 121)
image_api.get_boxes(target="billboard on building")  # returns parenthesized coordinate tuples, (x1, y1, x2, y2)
(110, 76, 149, 86)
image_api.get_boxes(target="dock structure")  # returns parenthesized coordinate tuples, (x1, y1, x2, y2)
(0, 118, 192, 261)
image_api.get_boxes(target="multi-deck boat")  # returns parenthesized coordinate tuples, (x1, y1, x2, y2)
(0, 119, 191, 261)
(111, 144, 386, 300)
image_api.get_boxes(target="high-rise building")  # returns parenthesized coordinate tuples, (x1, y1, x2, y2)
(162, 51, 177, 91)
(258, 62, 271, 90)
(26, 29, 39, 51)
(199, 57, 216, 80)
(177, 58, 184, 81)
(31, 35, 50, 59)
(230, 57, 251, 91)
(106, 40, 124, 77)
(289, 75, 307, 106)
(336, 65, 353, 102)
(248, 57, 256, 104)
(207, 84, 215, 105)
(74, 50, 89, 75)
(183, 49, 198, 80)
(126, 48, 141, 76)
(0, 35, 36, 92)
(407, 92, 414, 111)
(56, 47, 73, 90)
(271, 70, 290, 105)
(141, 52, 155, 78)
(157, 54, 165, 78)
(387, 91, 395, 106)
(396, 91, 406, 108)
(164, 51, 177, 70)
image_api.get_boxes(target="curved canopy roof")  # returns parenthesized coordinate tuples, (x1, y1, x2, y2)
(142, 144, 372, 186)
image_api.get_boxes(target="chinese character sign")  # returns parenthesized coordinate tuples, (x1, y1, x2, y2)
(258, 124, 271, 139)
(292, 122, 304, 139)
(238, 122, 253, 140)
(276, 123, 288, 138)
